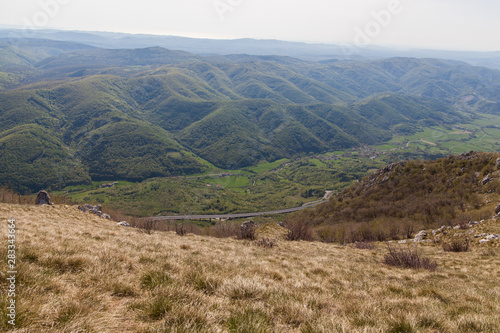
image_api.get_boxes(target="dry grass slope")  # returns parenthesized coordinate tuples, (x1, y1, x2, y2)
(1, 203, 499, 332)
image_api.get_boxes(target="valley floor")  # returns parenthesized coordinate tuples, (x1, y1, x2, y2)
(1, 204, 499, 332)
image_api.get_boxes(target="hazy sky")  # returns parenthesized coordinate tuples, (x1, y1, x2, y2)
(1, 0, 499, 51)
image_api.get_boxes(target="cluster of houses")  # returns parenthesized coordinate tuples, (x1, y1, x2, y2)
(101, 182, 118, 188)
(206, 184, 224, 189)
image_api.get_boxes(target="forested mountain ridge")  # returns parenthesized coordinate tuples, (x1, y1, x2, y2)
(1, 39, 500, 192)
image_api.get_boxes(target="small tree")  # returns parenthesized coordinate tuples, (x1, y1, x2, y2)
(175, 223, 187, 236)
(402, 221, 416, 239)
(285, 220, 313, 241)
(141, 218, 156, 235)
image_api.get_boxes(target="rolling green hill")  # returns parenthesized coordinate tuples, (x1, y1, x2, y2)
(0, 124, 90, 192)
(1, 40, 500, 192)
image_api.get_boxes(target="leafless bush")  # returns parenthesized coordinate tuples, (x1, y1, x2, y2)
(130, 218, 156, 235)
(355, 241, 377, 250)
(142, 218, 156, 235)
(443, 238, 470, 252)
(384, 245, 437, 271)
(0, 187, 32, 204)
(402, 222, 416, 239)
(175, 223, 187, 236)
(285, 221, 313, 241)
(316, 226, 336, 243)
(255, 238, 277, 248)
(456, 214, 472, 229)
(208, 223, 239, 238)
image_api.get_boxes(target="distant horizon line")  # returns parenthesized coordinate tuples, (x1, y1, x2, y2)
(0, 25, 499, 54)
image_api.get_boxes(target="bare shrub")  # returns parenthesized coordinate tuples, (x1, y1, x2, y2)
(402, 221, 416, 239)
(354, 241, 377, 250)
(316, 226, 336, 243)
(456, 213, 472, 229)
(255, 238, 277, 248)
(208, 223, 239, 238)
(131, 218, 156, 235)
(384, 245, 437, 271)
(0, 187, 32, 204)
(175, 223, 187, 236)
(443, 238, 470, 252)
(285, 220, 313, 241)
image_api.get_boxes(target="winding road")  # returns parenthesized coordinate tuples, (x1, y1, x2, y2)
(149, 191, 332, 221)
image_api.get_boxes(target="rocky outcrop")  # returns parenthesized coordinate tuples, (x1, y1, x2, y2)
(413, 230, 427, 242)
(77, 204, 110, 219)
(479, 234, 499, 243)
(495, 204, 500, 216)
(482, 175, 492, 185)
(35, 190, 52, 205)
(361, 161, 406, 191)
(241, 220, 258, 230)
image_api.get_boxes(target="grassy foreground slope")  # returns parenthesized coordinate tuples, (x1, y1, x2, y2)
(1, 203, 499, 332)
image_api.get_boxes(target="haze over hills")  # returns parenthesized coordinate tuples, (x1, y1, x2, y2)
(2, 28, 500, 69)
(1, 35, 500, 193)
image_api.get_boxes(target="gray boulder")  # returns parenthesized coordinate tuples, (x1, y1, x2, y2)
(414, 230, 427, 242)
(35, 190, 52, 205)
(77, 203, 110, 219)
(482, 175, 492, 185)
(241, 220, 258, 229)
(495, 204, 500, 215)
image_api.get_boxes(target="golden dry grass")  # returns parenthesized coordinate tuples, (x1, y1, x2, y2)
(1, 203, 499, 332)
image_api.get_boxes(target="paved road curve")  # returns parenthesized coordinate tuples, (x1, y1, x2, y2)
(150, 204, 316, 221)
(149, 191, 333, 221)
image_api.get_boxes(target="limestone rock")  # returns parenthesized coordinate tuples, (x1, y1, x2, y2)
(35, 190, 52, 205)
(241, 220, 258, 229)
(117, 221, 130, 227)
(482, 175, 492, 185)
(413, 230, 427, 242)
(77, 203, 110, 219)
